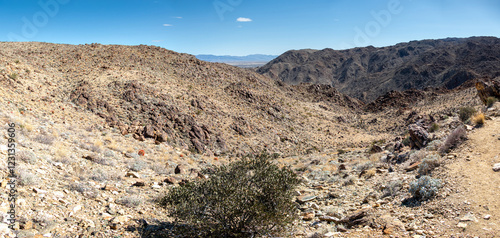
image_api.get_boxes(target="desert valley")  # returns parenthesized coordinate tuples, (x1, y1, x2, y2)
(0, 36, 499, 237)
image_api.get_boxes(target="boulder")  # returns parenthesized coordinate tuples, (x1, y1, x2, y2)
(408, 124, 429, 149)
(475, 79, 500, 105)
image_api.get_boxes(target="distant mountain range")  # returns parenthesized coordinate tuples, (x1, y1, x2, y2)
(196, 54, 278, 67)
(258, 36, 500, 102)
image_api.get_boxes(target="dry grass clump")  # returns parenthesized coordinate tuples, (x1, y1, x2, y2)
(68, 182, 98, 199)
(17, 169, 39, 186)
(55, 144, 70, 158)
(472, 113, 485, 126)
(34, 134, 55, 145)
(18, 150, 37, 164)
(117, 195, 143, 207)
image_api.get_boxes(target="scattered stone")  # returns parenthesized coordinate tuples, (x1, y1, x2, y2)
(164, 177, 177, 184)
(104, 184, 119, 191)
(340, 209, 373, 228)
(369, 144, 383, 154)
(151, 184, 161, 189)
(174, 165, 184, 174)
(318, 215, 340, 223)
(457, 222, 467, 229)
(132, 179, 146, 187)
(424, 213, 434, 219)
(484, 214, 491, 220)
(460, 212, 478, 222)
(296, 195, 317, 204)
(323, 232, 339, 237)
(72, 205, 83, 213)
(125, 171, 140, 178)
(380, 215, 406, 234)
(33, 188, 47, 194)
(301, 212, 315, 221)
(492, 163, 500, 172)
(405, 162, 421, 172)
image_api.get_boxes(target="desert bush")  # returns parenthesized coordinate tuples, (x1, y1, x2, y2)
(337, 149, 347, 155)
(426, 139, 443, 151)
(17, 170, 38, 186)
(458, 107, 475, 122)
(472, 113, 485, 126)
(68, 182, 98, 199)
(417, 155, 440, 176)
(150, 162, 170, 175)
(428, 122, 440, 132)
(159, 152, 301, 237)
(89, 168, 121, 182)
(486, 96, 498, 108)
(18, 150, 37, 164)
(382, 180, 402, 198)
(402, 136, 411, 147)
(409, 176, 441, 201)
(355, 161, 374, 172)
(117, 195, 142, 207)
(343, 175, 356, 186)
(128, 158, 148, 172)
(34, 134, 55, 145)
(438, 126, 467, 154)
(409, 150, 427, 163)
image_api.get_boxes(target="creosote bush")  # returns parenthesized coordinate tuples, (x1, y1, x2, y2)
(458, 107, 475, 122)
(417, 155, 440, 176)
(486, 96, 498, 108)
(409, 175, 441, 201)
(439, 126, 467, 154)
(160, 152, 301, 237)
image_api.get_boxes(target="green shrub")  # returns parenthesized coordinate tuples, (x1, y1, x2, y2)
(160, 152, 301, 237)
(337, 149, 347, 155)
(486, 96, 498, 108)
(458, 107, 475, 122)
(409, 176, 441, 201)
(428, 122, 439, 132)
(402, 136, 411, 147)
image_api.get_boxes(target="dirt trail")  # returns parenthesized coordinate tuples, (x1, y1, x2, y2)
(446, 116, 500, 237)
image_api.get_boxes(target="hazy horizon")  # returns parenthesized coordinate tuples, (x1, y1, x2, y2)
(1, 0, 499, 55)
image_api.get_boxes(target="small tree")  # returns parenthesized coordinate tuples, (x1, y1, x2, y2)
(160, 152, 301, 237)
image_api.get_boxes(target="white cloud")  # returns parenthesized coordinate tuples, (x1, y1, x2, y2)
(163, 24, 173, 27)
(152, 40, 164, 43)
(236, 17, 252, 22)
(173, 16, 182, 19)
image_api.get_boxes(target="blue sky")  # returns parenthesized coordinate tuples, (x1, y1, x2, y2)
(1, 0, 499, 55)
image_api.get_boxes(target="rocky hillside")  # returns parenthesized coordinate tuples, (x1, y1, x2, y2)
(258, 37, 500, 102)
(1, 42, 500, 238)
(0, 42, 378, 157)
